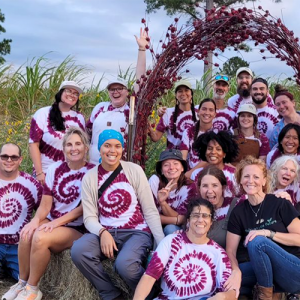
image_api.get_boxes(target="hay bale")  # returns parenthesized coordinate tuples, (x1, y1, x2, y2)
(40, 250, 132, 300)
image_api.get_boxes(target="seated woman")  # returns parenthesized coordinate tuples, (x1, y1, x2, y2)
(191, 130, 239, 200)
(3, 127, 94, 300)
(148, 79, 198, 149)
(133, 198, 235, 300)
(149, 149, 198, 235)
(270, 155, 300, 207)
(226, 156, 300, 299)
(269, 84, 300, 149)
(180, 98, 216, 172)
(232, 104, 270, 165)
(71, 129, 164, 300)
(197, 165, 239, 249)
(266, 123, 300, 168)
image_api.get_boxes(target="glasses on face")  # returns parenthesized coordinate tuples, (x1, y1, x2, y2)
(108, 87, 127, 93)
(64, 89, 79, 98)
(190, 213, 212, 220)
(0, 154, 20, 161)
(215, 75, 229, 82)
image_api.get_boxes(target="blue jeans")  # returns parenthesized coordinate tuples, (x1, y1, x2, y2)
(0, 244, 19, 280)
(163, 224, 181, 236)
(241, 236, 300, 294)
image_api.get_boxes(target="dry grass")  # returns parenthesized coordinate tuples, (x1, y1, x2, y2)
(39, 250, 132, 300)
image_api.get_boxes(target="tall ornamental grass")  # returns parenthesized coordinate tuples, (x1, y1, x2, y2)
(0, 55, 299, 176)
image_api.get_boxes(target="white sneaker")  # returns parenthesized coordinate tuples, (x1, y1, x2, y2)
(2, 281, 25, 300)
(14, 285, 42, 300)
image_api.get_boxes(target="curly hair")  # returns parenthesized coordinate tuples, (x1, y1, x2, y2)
(269, 155, 299, 193)
(235, 155, 270, 194)
(278, 123, 300, 153)
(193, 130, 239, 163)
(273, 84, 294, 102)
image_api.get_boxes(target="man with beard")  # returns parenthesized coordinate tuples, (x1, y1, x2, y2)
(227, 67, 253, 113)
(250, 77, 279, 140)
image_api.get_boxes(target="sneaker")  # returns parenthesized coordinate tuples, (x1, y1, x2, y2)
(14, 286, 42, 300)
(2, 281, 25, 300)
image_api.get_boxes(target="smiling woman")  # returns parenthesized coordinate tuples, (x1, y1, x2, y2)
(266, 123, 300, 168)
(133, 198, 236, 300)
(29, 81, 85, 185)
(71, 129, 164, 299)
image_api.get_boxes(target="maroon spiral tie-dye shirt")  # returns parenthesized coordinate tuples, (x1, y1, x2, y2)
(0, 172, 42, 244)
(156, 107, 197, 149)
(29, 106, 85, 172)
(43, 161, 94, 226)
(146, 232, 231, 299)
(97, 165, 150, 232)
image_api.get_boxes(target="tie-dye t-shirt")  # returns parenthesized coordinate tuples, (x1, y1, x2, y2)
(29, 106, 85, 173)
(149, 175, 198, 215)
(156, 107, 197, 149)
(0, 172, 42, 244)
(145, 232, 231, 300)
(43, 161, 94, 226)
(97, 165, 150, 232)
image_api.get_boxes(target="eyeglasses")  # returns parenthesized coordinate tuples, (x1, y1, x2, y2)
(64, 89, 79, 98)
(108, 87, 127, 93)
(215, 75, 229, 82)
(190, 213, 212, 220)
(0, 155, 20, 161)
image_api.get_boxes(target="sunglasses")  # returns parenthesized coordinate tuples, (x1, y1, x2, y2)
(215, 75, 229, 82)
(0, 154, 20, 161)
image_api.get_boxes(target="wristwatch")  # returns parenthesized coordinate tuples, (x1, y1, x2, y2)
(269, 230, 276, 240)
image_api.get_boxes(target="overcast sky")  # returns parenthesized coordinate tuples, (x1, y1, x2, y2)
(1, 0, 299, 89)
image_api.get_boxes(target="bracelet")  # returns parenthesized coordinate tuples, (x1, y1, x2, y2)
(99, 228, 107, 238)
(139, 49, 146, 51)
(176, 215, 179, 226)
(269, 230, 276, 240)
(36, 171, 44, 176)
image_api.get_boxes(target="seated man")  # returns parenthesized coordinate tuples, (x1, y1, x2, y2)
(0, 143, 42, 281)
(71, 129, 164, 300)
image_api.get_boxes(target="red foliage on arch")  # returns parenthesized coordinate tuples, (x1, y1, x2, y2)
(132, 5, 300, 167)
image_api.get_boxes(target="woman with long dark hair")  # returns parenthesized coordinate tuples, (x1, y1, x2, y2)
(180, 98, 216, 171)
(266, 123, 300, 168)
(29, 81, 85, 184)
(148, 80, 198, 149)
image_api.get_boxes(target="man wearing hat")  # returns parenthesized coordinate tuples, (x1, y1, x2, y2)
(250, 77, 279, 140)
(211, 74, 237, 131)
(86, 77, 130, 164)
(227, 67, 254, 113)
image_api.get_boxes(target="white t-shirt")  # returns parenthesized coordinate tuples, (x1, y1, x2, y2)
(145, 232, 231, 299)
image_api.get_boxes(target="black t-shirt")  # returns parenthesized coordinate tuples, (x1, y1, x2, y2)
(227, 194, 300, 263)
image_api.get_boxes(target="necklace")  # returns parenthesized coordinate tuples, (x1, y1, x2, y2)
(248, 201, 263, 217)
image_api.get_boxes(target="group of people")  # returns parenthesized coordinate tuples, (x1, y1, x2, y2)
(1, 31, 300, 300)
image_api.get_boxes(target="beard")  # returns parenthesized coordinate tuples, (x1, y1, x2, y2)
(213, 90, 226, 100)
(252, 94, 267, 105)
(237, 86, 250, 98)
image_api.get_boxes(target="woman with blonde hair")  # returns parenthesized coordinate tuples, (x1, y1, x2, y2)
(226, 156, 300, 299)
(3, 127, 94, 300)
(270, 155, 300, 208)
